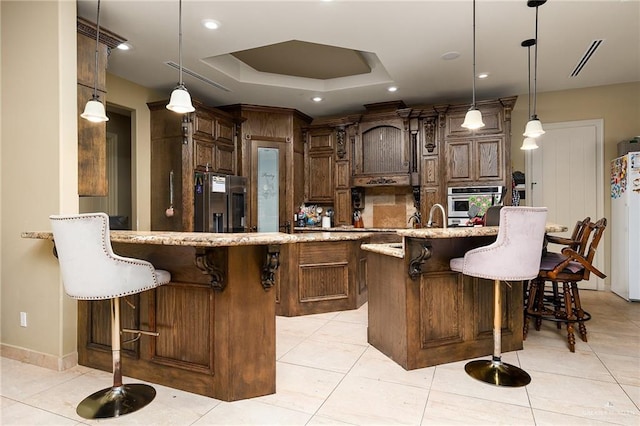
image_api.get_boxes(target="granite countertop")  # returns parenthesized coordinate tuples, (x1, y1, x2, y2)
(294, 226, 401, 232)
(396, 223, 567, 239)
(360, 242, 404, 258)
(361, 223, 567, 258)
(21, 230, 374, 247)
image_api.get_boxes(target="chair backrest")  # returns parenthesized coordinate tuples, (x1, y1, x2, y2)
(484, 205, 503, 226)
(50, 213, 161, 300)
(571, 216, 593, 256)
(462, 206, 548, 281)
(581, 217, 607, 280)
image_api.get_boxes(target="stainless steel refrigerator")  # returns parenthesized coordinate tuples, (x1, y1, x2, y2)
(194, 172, 247, 233)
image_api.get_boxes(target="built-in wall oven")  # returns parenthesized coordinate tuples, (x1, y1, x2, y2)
(447, 185, 504, 227)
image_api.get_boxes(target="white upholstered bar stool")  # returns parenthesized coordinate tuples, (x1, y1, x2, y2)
(449, 206, 547, 387)
(50, 213, 171, 419)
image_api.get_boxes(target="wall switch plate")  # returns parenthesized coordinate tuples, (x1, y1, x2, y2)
(20, 312, 27, 327)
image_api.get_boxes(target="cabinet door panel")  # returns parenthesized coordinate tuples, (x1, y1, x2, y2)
(307, 152, 334, 202)
(215, 143, 235, 175)
(216, 119, 234, 144)
(446, 141, 472, 182)
(334, 189, 352, 226)
(335, 161, 350, 188)
(194, 113, 214, 138)
(194, 139, 214, 170)
(308, 130, 334, 150)
(476, 138, 502, 181)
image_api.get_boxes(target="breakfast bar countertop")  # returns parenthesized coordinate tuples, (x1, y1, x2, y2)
(21, 230, 374, 247)
(396, 222, 567, 239)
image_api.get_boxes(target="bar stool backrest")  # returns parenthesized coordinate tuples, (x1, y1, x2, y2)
(460, 207, 548, 281)
(50, 213, 161, 300)
(581, 218, 607, 280)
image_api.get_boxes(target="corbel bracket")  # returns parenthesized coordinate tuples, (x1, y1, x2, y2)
(261, 245, 280, 291)
(408, 243, 432, 280)
(195, 248, 226, 292)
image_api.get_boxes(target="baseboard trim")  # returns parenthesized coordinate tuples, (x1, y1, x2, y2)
(0, 344, 77, 371)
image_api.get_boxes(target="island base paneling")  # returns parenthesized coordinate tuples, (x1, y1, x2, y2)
(367, 236, 523, 370)
(276, 240, 368, 316)
(77, 243, 275, 402)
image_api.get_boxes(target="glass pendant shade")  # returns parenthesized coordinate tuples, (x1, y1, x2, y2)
(523, 117, 545, 138)
(520, 137, 539, 150)
(166, 85, 195, 113)
(81, 98, 109, 122)
(461, 108, 485, 130)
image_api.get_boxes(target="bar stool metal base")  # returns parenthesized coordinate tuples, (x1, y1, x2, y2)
(465, 359, 531, 387)
(76, 383, 156, 419)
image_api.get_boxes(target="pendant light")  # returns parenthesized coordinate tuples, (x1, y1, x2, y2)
(523, 0, 546, 138)
(520, 38, 538, 150)
(80, 0, 109, 123)
(166, 0, 195, 113)
(461, 0, 485, 130)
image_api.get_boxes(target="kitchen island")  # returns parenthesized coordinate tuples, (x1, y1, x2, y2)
(361, 224, 566, 370)
(22, 230, 372, 401)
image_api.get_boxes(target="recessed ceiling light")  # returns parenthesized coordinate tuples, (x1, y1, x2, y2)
(202, 19, 220, 30)
(441, 51, 460, 60)
(116, 42, 131, 51)
(477, 73, 489, 79)
(312, 96, 323, 102)
(387, 86, 398, 92)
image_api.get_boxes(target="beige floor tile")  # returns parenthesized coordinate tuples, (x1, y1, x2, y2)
(0, 358, 90, 401)
(306, 415, 355, 425)
(308, 320, 368, 346)
(587, 330, 640, 358)
(348, 346, 434, 389)
(317, 375, 428, 425)
(532, 408, 623, 425)
(598, 353, 640, 386)
(518, 345, 615, 382)
(193, 399, 311, 425)
(526, 371, 640, 424)
(276, 315, 328, 338)
(331, 304, 368, 325)
(523, 321, 593, 353)
(1, 397, 80, 426)
(276, 332, 306, 360)
(279, 339, 367, 374)
(621, 384, 640, 408)
(421, 390, 535, 425)
(256, 362, 343, 414)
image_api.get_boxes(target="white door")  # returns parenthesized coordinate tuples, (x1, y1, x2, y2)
(526, 119, 604, 290)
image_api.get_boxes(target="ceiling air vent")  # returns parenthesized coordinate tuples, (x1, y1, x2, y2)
(570, 39, 604, 77)
(165, 61, 231, 92)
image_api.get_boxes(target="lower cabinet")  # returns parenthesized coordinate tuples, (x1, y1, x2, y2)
(276, 240, 368, 316)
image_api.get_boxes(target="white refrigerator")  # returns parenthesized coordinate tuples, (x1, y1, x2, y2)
(610, 151, 640, 301)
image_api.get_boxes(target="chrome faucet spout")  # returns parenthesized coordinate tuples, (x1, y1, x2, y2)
(427, 203, 448, 229)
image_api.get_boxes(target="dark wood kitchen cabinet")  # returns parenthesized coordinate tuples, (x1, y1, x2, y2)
(148, 100, 239, 231)
(305, 127, 335, 203)
(76, 18, 125, 196)
(443, 97, 516, 188)
(351, 102, 412, 187)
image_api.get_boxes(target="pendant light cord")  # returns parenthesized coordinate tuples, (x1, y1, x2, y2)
(471, 0, 477, 107)
(527, 44, 532, 119)
(178, 0, 184, 86)
(92, 0, 101, 100)
(533, 5, 539, 117)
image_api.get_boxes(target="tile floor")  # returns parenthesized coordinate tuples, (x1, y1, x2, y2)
(1, 290, 639, 425)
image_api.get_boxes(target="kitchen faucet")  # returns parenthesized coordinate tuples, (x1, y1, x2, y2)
(427, 203, 448, 229)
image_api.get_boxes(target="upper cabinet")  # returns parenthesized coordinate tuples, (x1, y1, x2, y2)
(351, 102, 412, 187)
(148, 100, 239, 231)
(443, 97, 516, 187)
(305, 127, 335, 203)
(76, 18, 125, 196)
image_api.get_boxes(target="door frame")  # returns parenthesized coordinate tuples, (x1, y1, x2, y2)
(525, 119, 605, 290)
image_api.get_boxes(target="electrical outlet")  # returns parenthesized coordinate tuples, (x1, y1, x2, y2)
(20, 312, 27, 327)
